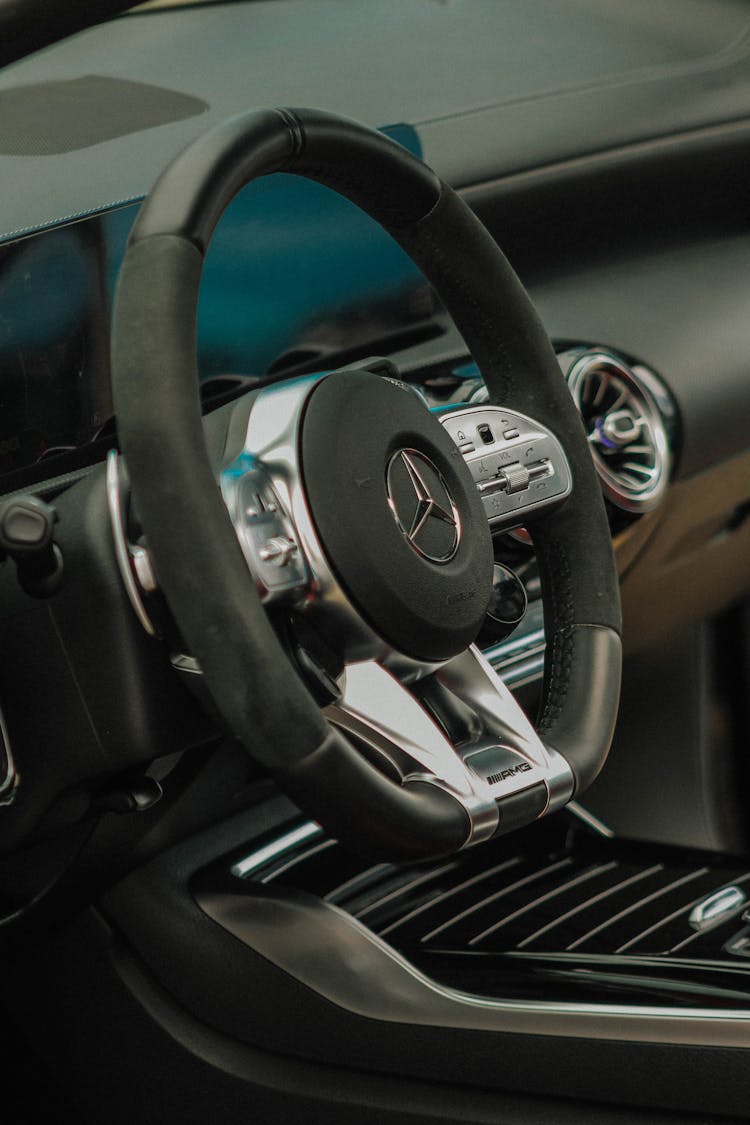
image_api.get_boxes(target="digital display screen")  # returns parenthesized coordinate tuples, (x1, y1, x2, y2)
(0, 125, 429, 477)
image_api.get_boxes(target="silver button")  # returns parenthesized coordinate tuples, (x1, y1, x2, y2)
(258, 537, 299, 566)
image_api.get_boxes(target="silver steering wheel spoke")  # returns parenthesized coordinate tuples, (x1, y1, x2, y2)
(325, 658, 500, 847)
(325, 646, 574, 850)
(436, 646, 574, 813)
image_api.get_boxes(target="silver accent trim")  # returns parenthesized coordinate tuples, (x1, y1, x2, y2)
(567, 801, 615, 839)
(229, 374, 387, 661)
(689, 886, 748, 931)
(438, 404, 572, 530)
(106, 450, 156, 637)
(566, 350, 670, 514)
(377, 856, 523, 939)
(468, 861, 619, 947)
(419, 858, 574, 945)
(437, 646, 574, 816)
(326, 659, 499, 847)
(231, 821, 323, 879)
(615, 868, 714, 953)
(565, 867, 704, 953)
(220, 457, 308, 605)
(515, 864, 660, 949)
(170, 653, 202, 676)
(326, 645, 574, 847)
(131, 544, 157, 593)
(0, 704, 18, 807)
(484, 598, 545, 688)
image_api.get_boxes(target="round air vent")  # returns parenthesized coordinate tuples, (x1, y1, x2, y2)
(566, 350, 670, 514)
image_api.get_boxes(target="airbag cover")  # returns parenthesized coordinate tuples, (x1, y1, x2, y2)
(300, 370, 493, 660)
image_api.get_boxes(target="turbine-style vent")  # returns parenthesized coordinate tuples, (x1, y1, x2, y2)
(566, 351, 670, 513)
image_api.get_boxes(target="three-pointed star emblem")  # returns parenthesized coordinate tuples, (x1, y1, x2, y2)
(386, 449, 461, 564)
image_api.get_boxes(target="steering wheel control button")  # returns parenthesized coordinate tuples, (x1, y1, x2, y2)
(438, 405, 572, 530)
(477, 423, 494, 445)
(221, 464, 307, 603)
(299, 370, 493, 661)
(258, 536, 298, 566)
(386, 449, 460, 564)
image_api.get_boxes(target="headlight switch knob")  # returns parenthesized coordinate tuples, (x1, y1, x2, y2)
(0, 494, 63, 597)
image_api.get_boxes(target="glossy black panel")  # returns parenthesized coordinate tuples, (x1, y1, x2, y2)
(244, 813, 750, 1010)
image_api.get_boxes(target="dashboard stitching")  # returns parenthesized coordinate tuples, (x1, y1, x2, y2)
(0, 195, 143, 245)
(415, 22, 750, 127)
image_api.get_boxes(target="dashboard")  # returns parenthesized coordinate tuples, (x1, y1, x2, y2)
(0, 0, 747, 892)
(3, 4, 750, 1122)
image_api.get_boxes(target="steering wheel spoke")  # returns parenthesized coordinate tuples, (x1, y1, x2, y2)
(326, 659, 499, 847)
(435, 646, 574, 813)
(325, 645, 574, 849)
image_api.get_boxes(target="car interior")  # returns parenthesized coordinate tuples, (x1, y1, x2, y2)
(2, 1, 750, 1121)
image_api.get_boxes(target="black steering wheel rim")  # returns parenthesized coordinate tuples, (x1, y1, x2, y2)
(111, 107, 621, 859)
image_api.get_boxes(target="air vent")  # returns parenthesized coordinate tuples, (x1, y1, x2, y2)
(565, 350, 670, 513)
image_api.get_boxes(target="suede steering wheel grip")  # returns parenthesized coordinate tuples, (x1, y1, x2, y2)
(112, 106, 622, 856)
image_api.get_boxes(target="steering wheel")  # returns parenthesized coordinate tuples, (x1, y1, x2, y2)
(111, 108, 621, 860)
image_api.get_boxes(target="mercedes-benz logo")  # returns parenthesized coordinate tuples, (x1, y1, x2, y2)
(386, 449, 461, 564)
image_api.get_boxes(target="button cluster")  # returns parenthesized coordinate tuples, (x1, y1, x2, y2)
(439, 406, 572, 529)
(228, 466, 308, 601)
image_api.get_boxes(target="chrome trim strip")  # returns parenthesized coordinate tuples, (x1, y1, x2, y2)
(0, 703, 18, 806)
(231, 821, 323, 879)
(377, 856, 523, 939)
(614, 868, 715, 953)
(515, 864, 662, 949)
(567, 801, 615, 839)
(356, 862, 457, 921)
(565, 867, 700, 952)
(566, 350, 670, 514)
(260, 838, 337, 884)
(485, 621, 545, 661)
(484, 599, 546, 688)
(498, 653, 545, 689)
(324, 863, 394, 905)
(419, 858, 574, 944)
(106, 451, 156, 637)
(468, 862, 619, 947)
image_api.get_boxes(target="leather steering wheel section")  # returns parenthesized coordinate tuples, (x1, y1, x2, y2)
(111, 107, 622, 860)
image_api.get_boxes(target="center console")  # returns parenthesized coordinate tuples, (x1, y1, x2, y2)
(218, 809, 750, 1012)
